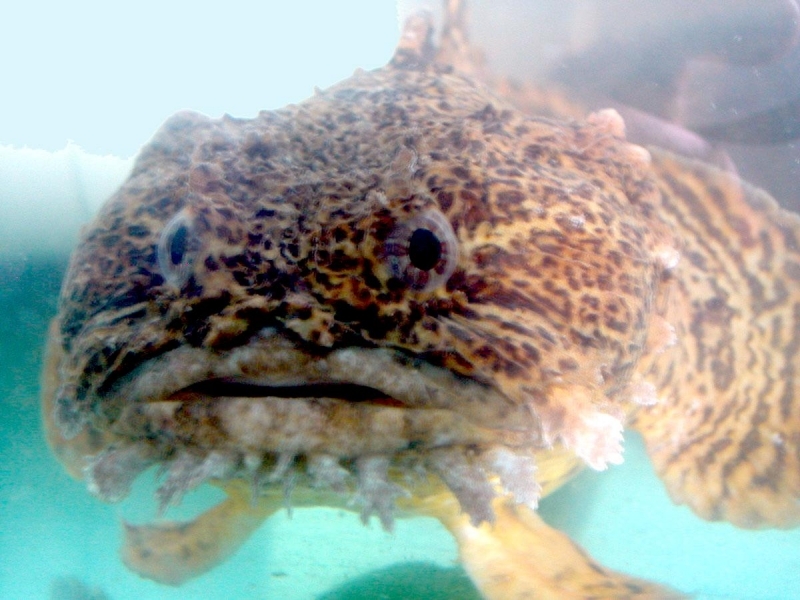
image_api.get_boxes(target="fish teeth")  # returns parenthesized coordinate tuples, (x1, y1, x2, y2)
(85, 442, 157, 503)
(156, 450, 235, 513)
(84, 441, 542, 531)
(307, 453, 351, 492)
(243, 452, 263, 477)
(244, 452, 266, 504)
(484, 446, 541, 511)
(352, 455, 409, 531)
(258, 452, 298, 515)
(266, 452, 296, 483)
(427, 447, 496, 526)
(282, 471, 297, 517)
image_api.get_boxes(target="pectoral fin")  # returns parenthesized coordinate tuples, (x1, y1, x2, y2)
(121, 481, 280, 585)
(428, 495, 684, 599)
(634, 149, 800, 528)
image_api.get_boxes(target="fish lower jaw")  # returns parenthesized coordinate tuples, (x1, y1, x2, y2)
(84, 396, 543, 530)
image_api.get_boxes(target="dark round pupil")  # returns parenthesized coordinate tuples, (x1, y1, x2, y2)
(169, 224, 188, 266)
(408, 228, 442, 271)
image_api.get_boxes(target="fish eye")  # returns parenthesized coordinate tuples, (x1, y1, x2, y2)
(408, 227, 442, 271)
(157, 210, 199, 288)
(167, 222, 189, 266)
(384, 209, 458, 291)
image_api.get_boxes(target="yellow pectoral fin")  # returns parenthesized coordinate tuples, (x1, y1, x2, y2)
(121, 482, 281, 586)
(439, 497, 686, 600)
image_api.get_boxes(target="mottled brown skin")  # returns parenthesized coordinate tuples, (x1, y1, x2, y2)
(41, 2, 800, 599)
(54, 52, 662, 453)
(633, 153, 800, 529)
(48, 21, 669, 483)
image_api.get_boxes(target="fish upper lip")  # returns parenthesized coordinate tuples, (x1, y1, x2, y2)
(97, 327, 536, 434)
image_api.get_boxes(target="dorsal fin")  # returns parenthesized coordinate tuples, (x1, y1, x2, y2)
(391, 0, 485, 77)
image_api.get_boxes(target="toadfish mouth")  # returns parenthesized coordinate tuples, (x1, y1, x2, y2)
(82, 328, 545, 527)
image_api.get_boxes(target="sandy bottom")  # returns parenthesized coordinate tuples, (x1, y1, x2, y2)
(2, 257, 799, 600)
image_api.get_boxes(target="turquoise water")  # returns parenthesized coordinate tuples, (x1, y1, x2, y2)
(1, 256, 799, 599)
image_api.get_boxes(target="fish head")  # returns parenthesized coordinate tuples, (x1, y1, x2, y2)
(44, 28, 670, 526)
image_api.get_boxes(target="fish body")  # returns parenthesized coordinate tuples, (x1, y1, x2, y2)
(41, 3, 800, 598)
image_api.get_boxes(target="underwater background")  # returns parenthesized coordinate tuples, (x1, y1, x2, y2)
(2, 1, 800, 598)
